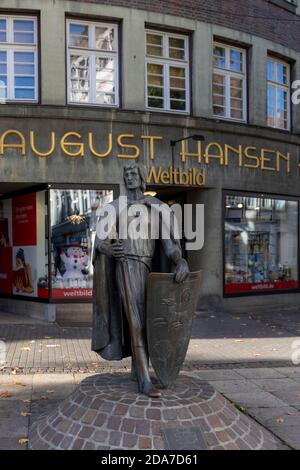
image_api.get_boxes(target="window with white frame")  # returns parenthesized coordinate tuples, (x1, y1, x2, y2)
(267, 57, 290, 130)
(213, 43, 247, 121)
(0, 15, 38, 102)
(67, 19, 119, 106)
(146, 30, 189, 113)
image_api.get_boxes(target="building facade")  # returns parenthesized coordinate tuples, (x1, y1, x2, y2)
(1, 0, 300, 321)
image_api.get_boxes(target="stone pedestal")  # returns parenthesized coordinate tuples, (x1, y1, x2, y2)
(29, 373, 279, 450)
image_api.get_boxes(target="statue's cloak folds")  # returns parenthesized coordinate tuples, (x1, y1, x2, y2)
(91, 196, 182, 361)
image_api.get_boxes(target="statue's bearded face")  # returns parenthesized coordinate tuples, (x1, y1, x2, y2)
(124, 167, 141, 190)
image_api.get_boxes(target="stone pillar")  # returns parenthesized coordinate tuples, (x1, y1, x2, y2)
(192, 22, 213, 118)
(186, 187, 223, 311)
(40, 2, 66, 105)
(122, 10, 146, 110)
(248, 39, 267, 127)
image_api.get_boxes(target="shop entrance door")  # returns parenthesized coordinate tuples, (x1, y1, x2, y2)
(146, 187, 189, 261)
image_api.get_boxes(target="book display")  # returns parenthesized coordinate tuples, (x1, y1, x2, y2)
(224, 196, 298, 294)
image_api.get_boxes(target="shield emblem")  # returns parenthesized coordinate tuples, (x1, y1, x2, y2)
(146, 271, 202, 388)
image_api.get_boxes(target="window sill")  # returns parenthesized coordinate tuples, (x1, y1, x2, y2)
(0, 100, 38, 105)
(67, 101, 119, 108)
(267, 124, 291, 133)
(213, 115, 247, 125)
(146, 107, 190, 116)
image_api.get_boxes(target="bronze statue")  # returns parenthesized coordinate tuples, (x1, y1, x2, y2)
(92, 163, 190, 397)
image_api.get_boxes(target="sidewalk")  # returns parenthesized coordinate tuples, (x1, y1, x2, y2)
(0, 307, 300, 449)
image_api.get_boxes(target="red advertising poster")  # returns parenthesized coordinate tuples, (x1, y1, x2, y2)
(225, 280, 298, 294)
(12, 193, 37, 246)
(0, 247, 13, 295)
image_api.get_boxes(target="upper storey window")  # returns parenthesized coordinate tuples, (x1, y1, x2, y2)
(67, 19, 119, 106)
(267, 57, 290, 130)
(213, 43, 247, 122)
(145, 30, 190, 113)
(0, 16, 38, 102)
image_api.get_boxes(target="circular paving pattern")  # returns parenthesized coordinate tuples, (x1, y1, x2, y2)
(29, 373, 279, 450)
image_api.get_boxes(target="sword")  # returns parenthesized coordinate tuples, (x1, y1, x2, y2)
(112, 237, 142, 332)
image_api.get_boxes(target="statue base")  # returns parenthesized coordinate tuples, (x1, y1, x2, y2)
(29, 373, 279, 450)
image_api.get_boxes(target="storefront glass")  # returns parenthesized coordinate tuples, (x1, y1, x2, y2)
(224, 194, 299, 294)
(0, 190, 48, 298)
(49, 188, 113, 300)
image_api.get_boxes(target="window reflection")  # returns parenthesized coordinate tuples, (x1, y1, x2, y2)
(225, 195, 298, 294)
(50, 189, 113, 299)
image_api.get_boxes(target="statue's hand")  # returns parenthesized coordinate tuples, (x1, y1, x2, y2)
(174, 258, 189, 283)
(111, 240, 125, 259)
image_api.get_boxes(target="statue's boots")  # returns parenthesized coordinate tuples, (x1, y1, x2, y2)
(139, 380, 162, 398)
(132, 347, 162, 398)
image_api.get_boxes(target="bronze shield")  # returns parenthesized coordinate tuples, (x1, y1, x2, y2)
(146, 271, 202, 388)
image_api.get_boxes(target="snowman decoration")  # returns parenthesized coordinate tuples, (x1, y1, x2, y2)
(60, 246, 89, 287)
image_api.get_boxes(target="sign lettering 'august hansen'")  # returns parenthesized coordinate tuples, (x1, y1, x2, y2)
(0, 129, 294, 187)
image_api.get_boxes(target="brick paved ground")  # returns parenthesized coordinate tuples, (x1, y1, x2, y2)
(29, 374, 279, 450)
(0, 306, 300, 449)
(0, 320, 129, 374)
(1, 307, 300, 373)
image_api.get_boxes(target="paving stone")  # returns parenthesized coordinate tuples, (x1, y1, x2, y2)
(268, 425, 300, 449)
(93, 430, 108, 443)
(81, 409, 97, 424)
(0, 400, 29, 419)
(129, 406, 145, 418)
(251, 378, 300, 392)
(274, 367, 300, 378)
(0, 438, 28, 450)
(122, 433, 138, 448)
(109, 431, 122, 446)
(224, 391, 287, 408)
(247, 406, 300, 427)
(0, 417, 28, 438)
(146, 408, 161, 420)
(209, 380, 260, 394)
(189, 370, 243, 381)
(138, 437, 152, 449)
(234, 368, 286, 380)
(271, 390, 300, 407)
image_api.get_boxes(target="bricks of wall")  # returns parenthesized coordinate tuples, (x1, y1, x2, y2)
(68, 0, 300, 52)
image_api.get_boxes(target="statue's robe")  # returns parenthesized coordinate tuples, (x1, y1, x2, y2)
(91, 195, 182, 360)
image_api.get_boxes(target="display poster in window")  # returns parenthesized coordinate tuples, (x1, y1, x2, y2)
(0, 194, 39, 297)
(12, 193, 37, 246)
(11, 193, 38, 297)
(12, 246, 37, 296)
(50, 189, 113, 300)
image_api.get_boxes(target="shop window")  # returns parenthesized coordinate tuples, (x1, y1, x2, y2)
(67, 19, 119, 106)
(145, 30, 190, 113)
(224, 194, 298, 294)
(267, 57, 290, 130)
(212, 43, 247, 122)
(0, 15, 38, 102)
(49, 188, 113, 300)
(0, 191, 48, 298)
